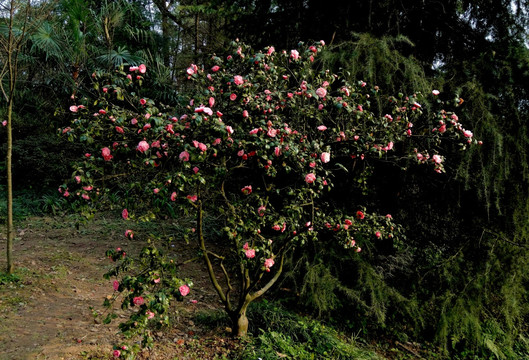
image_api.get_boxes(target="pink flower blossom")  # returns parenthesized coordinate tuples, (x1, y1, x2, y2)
(432, 89, 440, 96)
(242, 110, 249, 118)
(75, 176, 81, 184)
(193, 167, 199, 174)
(290, 50, 300, 60)
(133, 296, 144, 306)
(320, 152, 330, 163)
(305, 173, 316, 184)
(245, 249, 256, 258)
(315, 87, 327, 98)
(179, 151, 190, 161)
(170, 192, 177, 201)
(139, 64, 146, 74)
(243, 242, 249, 250)
(274, 146, 281, 157)
(317, 125, 327, 131)
(375, 231, 382, 238)
(230, 93, 237, 101)
(249, 128, 260, 135)
(122, 209, 129, 220)
(258, 206, 266, 216)
(69, 105, 78, 112)
(113, 350, 121, 358)
(125, 229, 134, 239)
(264, 258, 275, 272)
(267, 46, 275, 56)
(356, 211, 365, 219)
(137, 141, 150, 153)
(211, 65, 220, 72)
(241, 185, 252, 195)
(115, 126, 124, 134)
(146, 310, 155, 319)
(140, 98, 146, 105)
(463, 129, 473, 138)
(101, 147, 113, 161)
(234, 75, 244, 85)
(187, 195, 197, 202)
(432, 154, 443, 164)
(153, 188, 160, 194)
(226, 125, 234, 135)
(179, 284, 190, 296)
(267, 128, 278, 137)
(113, 280, 119, 291)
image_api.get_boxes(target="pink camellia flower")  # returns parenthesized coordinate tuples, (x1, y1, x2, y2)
(2, 120, 7, 127)
(122, 208, 129, 220)
(242, 110, 249, 118)
(113, 349, 121, 358)
(432, 154, 443, 164)
(315, 87, 327, 98)
(211, 65, 220, 72)
(82, 194, 90, 200)
(243, 242, 249, 250)
(230, 93, 237, 101)
(179, 284, 190, 296)
(69, 105, 78, 112)
(75, 176, 81, 184)
(129, 66, 139, 71)
(432, 89, 440, 96)
(113, 280, 119, 291)
(101, 147, 113, 161)
(226, 125, 234, 135)
(170, 192, 177, 201)
(115, 126, 124, 134)
(274, 146, 281, 157)
(241, 185, 252, 195)
(305, 173, 316, 184)
(272, 224, 281, 231)
(131, 118, 138, 125)
(344, 219, 352, 226)
(213, 138, 222, 145)
(245, 249, 256, 258)
(233, 75, 244, 85)
(320, 152, 330, 163)
(179, 151, 190, 162)
(317, 125, 327, 131)
(137, 140, 150, 153)
(264, 258, 275, 272)
(267, 46, 275, 56)
(153, 188, 160, 194)
(463, 129, 473, 138)
(193, 167, 199, 174)
(146, 310, 155, 319)
(133, 296, 144, 306)
(356, 211, 365, 220)
(267, 128, 278, 137)
(386, 214, 392, 219)
(139, 64, 146, 74)
(355, 247, 362, 253)
(187, 195, 197, 202)
(375, 231, 382, 238)
(258, 206, 266, 216)
(125, 229, 134, 239)
(290, 50, 300, 60)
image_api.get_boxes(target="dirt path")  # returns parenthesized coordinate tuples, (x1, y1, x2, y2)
(0, 216, 237, 360)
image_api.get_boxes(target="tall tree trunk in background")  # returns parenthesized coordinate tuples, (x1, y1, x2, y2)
(1, 0, 30, 274)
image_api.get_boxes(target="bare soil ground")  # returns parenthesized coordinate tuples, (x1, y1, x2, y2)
(0, 216, 240, 360)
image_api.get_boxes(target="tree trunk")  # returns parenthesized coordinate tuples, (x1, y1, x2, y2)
(230, 300, 250, 337)
(6, 99, 14, 274)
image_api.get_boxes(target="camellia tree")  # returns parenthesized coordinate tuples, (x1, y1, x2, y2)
(61, 40, 477, 356)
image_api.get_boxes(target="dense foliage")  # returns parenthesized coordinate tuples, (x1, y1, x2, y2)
(2, 0, 529, 358)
